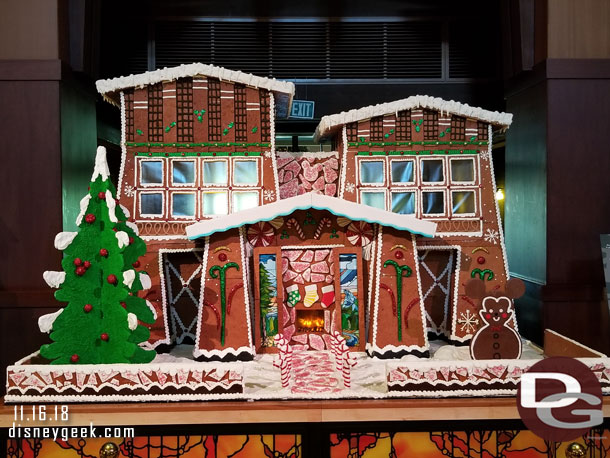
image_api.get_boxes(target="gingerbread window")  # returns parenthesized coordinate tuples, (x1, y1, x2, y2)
(208, 79, 221, 141)
(359, 160, 384, 184)
(390, 160, 415, 184)
(232, 191, 259, 212)
(451, 116, 466, 141)
(202, 191, 229, 216)
(171, 193, 196, 218)
(391, 191, 416, 215)
(202, 160, 228, 186)
(148, 84, 163, 142)
(421, 159, 444, 183)
(478, 121, 488, 140)
(360, 191, 386, 210)
(140, 160, 163, 186)
(451, 191, 476, 215)
(346, 122, 358, 142)
(233, 160, 258, 185)
(171, 160, 196, 186)
(176, 78, 194, 143)
(260, 91, 271, 143)
(450, 158, 475, 184)
(423, 110, 438, 140)
(396, 111, 411, 141)
(370, 117, 383, 141)
(234, 84, 247, 142)
(140, 193, 164, 216)
(124, 90, 134, 142)
(422, 191, 445, 215)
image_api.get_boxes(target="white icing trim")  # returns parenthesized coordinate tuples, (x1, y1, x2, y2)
(105, 190, 118, 223)
(187, 193, 437, 239)
(123, 269, 136, 288)
(338, 125, 348, 199)
(96, 63, 295, 105)
(239, 226, 254, 350)
(139, 272, 152, 290)
(38, 309, 63, 333)
(193, 237, 210, 356)
(120, 204, 130, 219)
(54, 232, 77, 250)
(150, 249, 173, 349)
(117, 92, 128, 200)
(372, 225, 383, 350)
(146, 300, 158, 321)
(43, 271, 65, 289)
(193, 345, 255, 359)
(91, 146, 111, 182)
(127, 313, 138, 331)
(314, 95, 512, 141)
(126, 221, 139, 235)
(269, 92, 280, 202)
(115, 230, 129, 248)
(412, 236, 430, 350)
(141, 235, 189, 241)
(75, 194, 91, 226)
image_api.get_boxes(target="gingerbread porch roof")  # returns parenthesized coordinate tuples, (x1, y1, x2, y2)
(96, 63, 295, 110)
(185, 192, 437, 240)
(313, 95, 513, 141)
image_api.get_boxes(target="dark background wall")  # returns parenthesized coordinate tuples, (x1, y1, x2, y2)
(1, 0, 609, 389)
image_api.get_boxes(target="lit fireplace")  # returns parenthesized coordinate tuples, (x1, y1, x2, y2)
(296, 309, 325, 333)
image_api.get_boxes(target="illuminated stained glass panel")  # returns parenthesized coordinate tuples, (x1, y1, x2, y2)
(234, 160, 258, 185)
(233, 192, 258, 212)
(140, 193, 163, 215)
(172, 193, 195, 217)
(361, 191, 385, 210)
(202, 192, 228, 215)
(140, 161, 163, 185)
(203, 161, 228, 185)
(172, 160, 196, 184)
(360, 161, 384, 184)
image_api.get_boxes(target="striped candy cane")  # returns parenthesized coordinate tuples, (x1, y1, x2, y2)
(286, 218, 305, 240)
(342, 351, 358, 388)
(313, 217, 332, 240)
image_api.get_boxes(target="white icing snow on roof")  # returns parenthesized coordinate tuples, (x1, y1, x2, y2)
(96, 63, 295, 106)
(186, 192, 437, 240)
(314, 95, 513, 141)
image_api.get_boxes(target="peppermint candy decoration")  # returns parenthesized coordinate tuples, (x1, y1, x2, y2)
(246, 222, 275, 247)
(346, 221, 374, 246)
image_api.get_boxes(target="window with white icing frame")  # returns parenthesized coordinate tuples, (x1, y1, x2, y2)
(420, 158, 446, 185)
(232, 191, 260, 212)
(450, 190, 477, 217)
(202, 191, 229, 216)
(171, 192, 197, 218)
(449, 157, 476, 185)
(360, 190, 386, 210)
(139, 192, 164, 217)
(202, 160, 229, 186)
(421, 190, 446, 216)
(139, 159, 164, 187)
(390, 159, 415, 185)
(358, 159, 385, 186)
(391, 191, 417, 215)
(171, 159, 196, 186)
(232, 159, 259, 186)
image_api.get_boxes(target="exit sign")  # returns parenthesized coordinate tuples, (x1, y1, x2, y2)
(290, 100, 315, 119)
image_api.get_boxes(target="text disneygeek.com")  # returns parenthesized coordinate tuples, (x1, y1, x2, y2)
(9, 423, 135, 441)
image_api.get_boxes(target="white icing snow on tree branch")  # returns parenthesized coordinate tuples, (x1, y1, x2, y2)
(38, 309, 63, 333)
(123, 270, 136, 288)
(140, 273, 152, 290)
(75, 194, 92, 226)
(115, 231, 129, 248)
(127, 313, 138, 331)
(105, 190, 118, 223)
(54, 232, 78, 250)
(43, 271, 66, 289)
(91, 145, 111, 182)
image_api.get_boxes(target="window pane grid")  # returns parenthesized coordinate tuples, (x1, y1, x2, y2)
(125, 90, 134, 142)
(176, 78, 194, 143)
(346, 122, 357, 142)
(234, 84, 247, 141)
(450, 115, 465, 141)
(396, 110, 411, 141)
(370, 116, 383, 141)
(208, 78, 221, 141)
(148, 83, 163, 142)
(260, 91, 271, 142)
(423, 110, 438, 140)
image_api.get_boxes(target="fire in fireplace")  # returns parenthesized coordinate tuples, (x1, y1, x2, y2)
(296, 309, 325, 333)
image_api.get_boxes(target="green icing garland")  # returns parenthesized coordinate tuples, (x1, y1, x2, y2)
(209, 262, 239, 346)
(383, 260, 412, 342)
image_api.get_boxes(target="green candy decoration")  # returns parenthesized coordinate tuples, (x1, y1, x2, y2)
(209, 262, 239, 346)
(383, 260, 412, 341)
(471, 268, 494, 281)
(40, 147, 155, 365)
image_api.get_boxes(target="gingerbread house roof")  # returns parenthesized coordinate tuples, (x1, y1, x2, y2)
(96, 63, 295, 112)
(313, 95, 513, 141)
(185, 192, 437, 240)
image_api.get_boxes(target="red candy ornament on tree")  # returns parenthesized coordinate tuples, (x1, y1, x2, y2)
(70, 354, 79, 363)
(85, 213, 96, 224)
(73, 258, 82, 266)
(83, 261, 91, 269)
(100, 333, 109, 341)
(83, 304, 93, 313)
(132, 260, 140, 268)
(98, 191, 105, 199)
(99, 248, 108, 257)
(75, 266, 87, 276)
(107, 274, 118, 285)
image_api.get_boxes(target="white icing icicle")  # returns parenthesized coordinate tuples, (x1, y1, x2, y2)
(127, 313, 138, 331)
(115, 231, 129, 248)
(105, 190, 118, 223)
(43, 271, 66, 288)
(140, 273, 152, 290)
(123, 269, 136, 288)
(146, 300, 158, 320)
(54, 232, 78, 250)
(91, 146, 111, 182)
(75, 194, 92, 226)
(120, 204, 131, 218)
(126, 221, 139, 235)
(38, 309, 63, 333)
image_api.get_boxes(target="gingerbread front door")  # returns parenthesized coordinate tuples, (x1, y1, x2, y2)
(253, 247, 365, 352)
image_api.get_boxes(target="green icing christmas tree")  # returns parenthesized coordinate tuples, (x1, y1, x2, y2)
(40, 146, 155, 364)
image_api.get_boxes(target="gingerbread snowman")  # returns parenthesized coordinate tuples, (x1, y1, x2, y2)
(466, 278, 525, 360)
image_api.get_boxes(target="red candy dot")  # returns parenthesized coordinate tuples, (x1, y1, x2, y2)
(85, 213, 96, 224)
(70, 354, 79, 363)
(129, 237, 134, 245)
(218, 253, 228, 262)
(501, 313, 508, 319)
(83, 261, 91, 269)
(485, 313, 492, 319)
(107, 274, 117, 284)
(98, 191, 106, 199)
(73, 258, 82, 266)
(75, 266, 87, 276)
(83, 304, 92, 313)
(477, 256, 486, 265)
(394, 251, 404, 260)
(120, 301, 127, 309)
(132, 260, 141, 268)
(99, 248, 108, 257)
(100, 333, 109, 341)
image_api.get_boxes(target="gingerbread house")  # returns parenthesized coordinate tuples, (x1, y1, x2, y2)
(96, 64, 513, 361)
